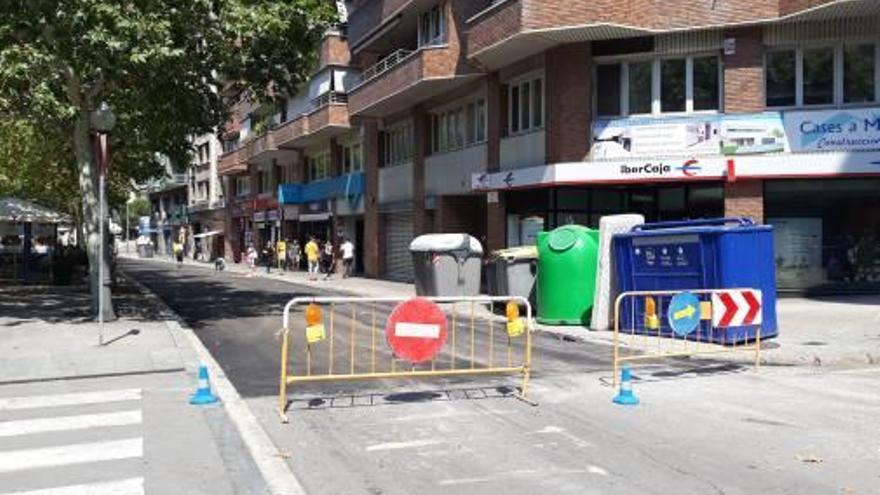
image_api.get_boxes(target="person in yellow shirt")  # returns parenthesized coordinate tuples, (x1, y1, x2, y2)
(304, 236, 320, 281)
(276, 238, 287, 271)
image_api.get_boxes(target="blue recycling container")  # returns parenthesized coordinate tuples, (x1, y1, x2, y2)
(613, 217, 777, 344)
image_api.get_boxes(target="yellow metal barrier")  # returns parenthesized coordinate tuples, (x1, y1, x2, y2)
(278, 296, 534, 422)
(612, 289, 762, 388)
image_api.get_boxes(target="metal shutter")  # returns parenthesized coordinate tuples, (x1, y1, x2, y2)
(385, 212, 414, 282)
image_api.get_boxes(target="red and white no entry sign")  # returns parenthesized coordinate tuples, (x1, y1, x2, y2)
(385, 298, 448, 363)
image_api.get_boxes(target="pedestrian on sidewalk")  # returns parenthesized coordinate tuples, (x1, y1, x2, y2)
(340, 237, 355, 278)
(246, 245, 257, 276)
(288, 239, 300, 271)
(321, 240, 335, 280)
(276, 238, 287, 272)
(262, 241, 274, 274)
(172, 241, 184, 268)
(305, 236, 320, 281)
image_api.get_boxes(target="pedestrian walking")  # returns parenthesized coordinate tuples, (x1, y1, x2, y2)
(262, 241, 274, 274)
(340, 237, 355, 278)
(321, 240, 335, 280)
(288, 239, 300, 271)
(172, 240, 184, 268)
(276, 238, 287, 271)
(246, 245, 257, 276)
(305, 236, 320, 281)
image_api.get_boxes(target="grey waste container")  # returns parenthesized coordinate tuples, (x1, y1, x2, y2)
(137, 243, 154, 258)
(410, 234, 483, 297)
(489, 246, 538, 306)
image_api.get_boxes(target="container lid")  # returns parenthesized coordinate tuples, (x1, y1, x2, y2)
(410, 233, 483, 254)
(548, 227, 580, 251)
(492, 245, 538, 260)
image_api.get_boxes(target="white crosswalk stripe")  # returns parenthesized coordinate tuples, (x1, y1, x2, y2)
(0, 389, 145, 494)
(2, 477, 144, 495)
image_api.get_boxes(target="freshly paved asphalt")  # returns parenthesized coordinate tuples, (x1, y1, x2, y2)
(121, 259, 880, 495)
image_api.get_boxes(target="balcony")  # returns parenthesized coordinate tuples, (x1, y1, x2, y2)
(217, 146, 248, 176)
(348, 46, 479, 118)
(273, 92, 351, 149)
(277, 171, 365, 205)
(348, 0, 429, 52)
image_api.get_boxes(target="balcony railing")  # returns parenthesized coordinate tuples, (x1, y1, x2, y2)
(310, 91, 348, 110)
(359, 49, 414, 85)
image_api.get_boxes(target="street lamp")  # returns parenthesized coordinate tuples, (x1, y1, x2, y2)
(90, 101, 116, 346)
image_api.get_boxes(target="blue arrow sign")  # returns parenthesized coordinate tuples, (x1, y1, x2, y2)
(668, 292, 700, 336)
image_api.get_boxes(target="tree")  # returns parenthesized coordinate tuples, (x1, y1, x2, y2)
(0, 0, 337, 320)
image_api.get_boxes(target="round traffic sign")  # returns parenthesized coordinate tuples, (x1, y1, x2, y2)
(667, 292, 700, 336)
(385, 298, 448, 363)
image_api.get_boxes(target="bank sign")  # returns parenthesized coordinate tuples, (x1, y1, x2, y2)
(783, 108, 880, 152)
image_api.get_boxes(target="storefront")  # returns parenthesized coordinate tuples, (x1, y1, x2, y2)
(765, 179, 880, 293)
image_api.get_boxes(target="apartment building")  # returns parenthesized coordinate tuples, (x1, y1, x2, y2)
(217, 0, 880, 293)
(186, 133, 226, 260)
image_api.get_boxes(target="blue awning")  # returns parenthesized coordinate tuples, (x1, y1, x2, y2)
(278, 171, 365, 205)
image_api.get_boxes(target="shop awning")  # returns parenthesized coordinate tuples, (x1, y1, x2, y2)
(0, 198, 70, 223)
(193, 230, 223, 239)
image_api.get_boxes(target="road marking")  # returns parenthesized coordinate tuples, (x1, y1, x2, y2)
(365, 439, 445, 452)
(437, 467, 593, 485)
(0, 438, 143, 474)
(0, 389, 141, 412)
(2, 477, 143, 495)
(0, 410, 142, 438)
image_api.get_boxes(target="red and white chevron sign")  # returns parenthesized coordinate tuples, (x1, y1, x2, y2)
(712, 290, 762, 327)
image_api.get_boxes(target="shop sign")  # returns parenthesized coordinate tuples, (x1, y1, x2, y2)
(783, 108, 880, 153)
(267, 209, 279, 222)
(302, 200, 329, 215)
(253, 211, 266, 222)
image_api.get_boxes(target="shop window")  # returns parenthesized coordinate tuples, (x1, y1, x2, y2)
(596, 55, 720, 117)
(766, 43, 879, 107)
(430, 96, 487, 153)
(508, 74, 544, 135)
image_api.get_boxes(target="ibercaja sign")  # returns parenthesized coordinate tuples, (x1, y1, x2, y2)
(619, 162, 673, 176)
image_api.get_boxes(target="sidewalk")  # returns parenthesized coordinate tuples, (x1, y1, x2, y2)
(0, 281, 270, 494)
(122, 252, 880, 369)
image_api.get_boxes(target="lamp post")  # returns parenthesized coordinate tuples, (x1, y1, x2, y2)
(90, 102, 116, 346)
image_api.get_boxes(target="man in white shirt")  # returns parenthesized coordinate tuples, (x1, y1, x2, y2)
(340, 237, 355, 278)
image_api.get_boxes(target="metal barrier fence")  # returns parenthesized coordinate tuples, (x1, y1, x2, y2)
(278, 296, 533, 422)
(612, 289, 762, 387)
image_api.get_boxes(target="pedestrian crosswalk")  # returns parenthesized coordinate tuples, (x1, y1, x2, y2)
(0, 388, 145, 495)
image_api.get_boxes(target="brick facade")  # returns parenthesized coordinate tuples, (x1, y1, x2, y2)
(319, 33, 350, 68)
(545, 43, 591, 163)
(725, 180, 765, 223)
(363, 120, 384, 277)
(723, 27, 765, 114)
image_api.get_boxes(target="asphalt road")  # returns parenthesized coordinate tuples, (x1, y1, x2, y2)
(122, 259, 880, 495)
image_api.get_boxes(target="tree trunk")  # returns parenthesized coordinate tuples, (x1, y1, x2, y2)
(73, 111, 116, 321)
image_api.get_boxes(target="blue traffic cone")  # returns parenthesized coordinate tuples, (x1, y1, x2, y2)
(613, 365, 639, 406)
(189, 364, 219, 405)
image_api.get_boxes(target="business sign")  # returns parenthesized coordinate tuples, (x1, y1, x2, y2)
(720, 112, 789, 155)
(591, 116, 721, 160)
(783, 108, 880, 153)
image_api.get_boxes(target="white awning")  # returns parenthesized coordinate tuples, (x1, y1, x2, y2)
(0, 198, 70, 224)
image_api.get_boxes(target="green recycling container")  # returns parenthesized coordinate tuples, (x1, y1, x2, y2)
(536, 225, 600, 325)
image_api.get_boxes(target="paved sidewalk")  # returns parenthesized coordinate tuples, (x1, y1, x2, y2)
(122, 253, 880, 369)
(0, 282, 267, 494)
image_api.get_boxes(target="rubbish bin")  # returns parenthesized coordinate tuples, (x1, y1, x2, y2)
(136, 242, 154, 258)
(410, 234, 483, 297)
(536, 225, 600, 325)
(613, 217, 777, 343)
(489, 246, 538, 306)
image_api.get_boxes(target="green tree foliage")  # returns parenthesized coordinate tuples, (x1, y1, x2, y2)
(0, 0, 337, 319)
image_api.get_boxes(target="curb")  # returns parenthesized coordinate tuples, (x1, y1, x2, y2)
(125, 271, 308, 495)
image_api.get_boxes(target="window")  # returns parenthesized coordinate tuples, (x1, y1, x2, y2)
(342, 142, 363, 174)
(766, 50, 796, 107)
(257, 168, 270, 194)
(844, 44, 876, 103)
(803, 47, 834, 105)
(382, 122, 414, 167)
(430, 96, 487, 153)
(235, 176, 250, 197)
(596, 55, 720, 117)
(308, 152, 330, 182)
(418, 5, 444, 47)
(766, 43, 879, 107)
(508, 75, 544, 134)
